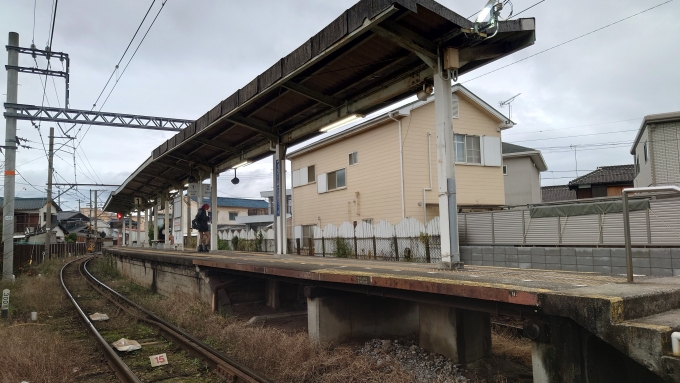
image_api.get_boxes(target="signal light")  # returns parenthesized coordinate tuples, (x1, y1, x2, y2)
(117, 212, 123, 221)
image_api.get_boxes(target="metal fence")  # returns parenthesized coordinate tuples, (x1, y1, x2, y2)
(0, 242, 88, 275)
(459, 198, 680, 247)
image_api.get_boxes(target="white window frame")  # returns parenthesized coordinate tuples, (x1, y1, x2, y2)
(327, 168, 346, 191)
(228, 211, 238, 221)
(349, 151, 358, 166)
(292, 164, 316, 187)
(454, 134, 482, 165)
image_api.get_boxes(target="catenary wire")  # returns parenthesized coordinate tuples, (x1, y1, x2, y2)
(463, 0, 674, 83)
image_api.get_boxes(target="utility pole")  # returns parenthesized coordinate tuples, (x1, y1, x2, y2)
(3, 32, 19, 280)
(93, 190, 98, 250)
(45, 127, 54, 260)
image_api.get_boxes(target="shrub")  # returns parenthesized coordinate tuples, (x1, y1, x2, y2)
(218, 239, 230, 250)
(333, 238, 353, 258)
(231, 236, 239, 251)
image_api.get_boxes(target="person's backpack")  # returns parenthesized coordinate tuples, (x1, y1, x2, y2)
(191, 209, 202, 230)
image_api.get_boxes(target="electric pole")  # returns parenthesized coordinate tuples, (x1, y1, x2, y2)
(2, 32, 19, 280)
(45, 127, 54, 260)
(93, 190, 98, 248)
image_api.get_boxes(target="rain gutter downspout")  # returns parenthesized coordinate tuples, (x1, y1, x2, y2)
(423, 132, 433, 223)
(389, 111, 405, 218)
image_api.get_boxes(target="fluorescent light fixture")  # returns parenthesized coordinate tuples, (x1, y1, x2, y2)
(475, 0, 496, 23)
(231, 161, 251, 169)
(319, 114, 364, 133)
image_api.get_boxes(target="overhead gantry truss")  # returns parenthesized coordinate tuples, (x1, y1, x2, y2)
(4, 103, 193, 132)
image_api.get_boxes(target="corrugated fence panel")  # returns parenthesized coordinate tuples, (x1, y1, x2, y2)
(465, 213, 493, 244)
(493, 210, 524, 245)
(629, 210, 649, 246)
(525, 216, 559, 246)
(649, 200, 680, 245)
(560, 215, 600, 246)
(602, 213, 624, 245)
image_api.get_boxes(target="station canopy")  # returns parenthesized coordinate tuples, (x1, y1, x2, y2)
(104, 0, 536, 213)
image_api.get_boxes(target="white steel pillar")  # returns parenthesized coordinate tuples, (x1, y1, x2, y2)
(136, 209, 141, 246)
(210, 171, 218, 251)
(164, 194, 170, 247)
(273, 143, 288, 256)
(128, 213, 133, 246)
(433, 70, 461, 268)
(153, 199, 158, 245)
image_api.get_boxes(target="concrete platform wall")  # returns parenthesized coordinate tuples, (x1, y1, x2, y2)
(461, 246, 680, 277)
(113, 254, 214, 303)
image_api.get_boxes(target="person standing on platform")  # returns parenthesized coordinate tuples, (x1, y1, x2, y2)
(195, 203, 211, 252)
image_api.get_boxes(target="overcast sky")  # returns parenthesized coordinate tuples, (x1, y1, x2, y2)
(1, 0, 679, 211)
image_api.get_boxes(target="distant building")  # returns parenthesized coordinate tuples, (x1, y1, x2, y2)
(541, 185, 576, 202)
(501, 142, 547, 205)
(0, 197, 61, 239)
(179, 196, 270, 238)
(235, 190, 292, 231)
(631, 111, 680, 188)
(568, 165, 635, 199)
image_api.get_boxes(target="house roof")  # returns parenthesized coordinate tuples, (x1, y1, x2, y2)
(288, 84, 514, 159)
(58, 211, 89, 221)
(0, 197, 62, 212)
(541, 185, 577, 202)
(630, 111, 680, 155)
(501, 142, 548, 171)
(192, 196, 268, 209)
(568, 165, 635, 189)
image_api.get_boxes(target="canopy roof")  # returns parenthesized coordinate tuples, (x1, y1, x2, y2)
(104, 0, 536, 213)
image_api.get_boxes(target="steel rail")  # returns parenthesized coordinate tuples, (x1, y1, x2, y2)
(60, 257, 142, 383)
(81, 258, 271, 383)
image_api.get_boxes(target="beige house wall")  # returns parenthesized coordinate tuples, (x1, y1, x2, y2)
(291, 92, 506, 227)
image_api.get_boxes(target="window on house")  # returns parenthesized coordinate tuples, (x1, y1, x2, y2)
(327, 168, 346, 191)
(349, 152, 358, 166)
(292, 165, 316, 187)
(502, 165, 508, 175)
(452, 94, 459, 118)
(643, 141, 648, 163)
(307, 165, 315, 182)
(635, 155, 640, 175)
(454, 134, 482, 164)
(362, 218, 373, 225)
(228, 212, 238, 221)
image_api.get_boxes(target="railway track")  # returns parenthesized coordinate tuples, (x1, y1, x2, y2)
(60, 256, 270, 383)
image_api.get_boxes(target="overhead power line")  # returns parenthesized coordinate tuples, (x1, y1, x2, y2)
(503, 118, 642, 136)
(464, 0, 675, 83)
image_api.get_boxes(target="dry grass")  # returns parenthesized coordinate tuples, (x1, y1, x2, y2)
(491, 327, 532, 367)
(0, 258, 115, 383)
(0, 325, 83, 383)
(138, 293, 416, 383)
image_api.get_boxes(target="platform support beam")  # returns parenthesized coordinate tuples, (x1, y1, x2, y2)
(164, 194, 170, 247)
(433, 67, 461, 268)
(273, 143, 288, 256)
(419, 303, 490, 364)
(306, 288, 418, 344)
(266, 280, 280, 310)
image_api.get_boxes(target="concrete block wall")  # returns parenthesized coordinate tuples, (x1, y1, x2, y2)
(114, 255, 214, 303)
(460, 246, 680, 277)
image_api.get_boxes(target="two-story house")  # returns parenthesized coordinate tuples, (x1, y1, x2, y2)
(502, 142, 547, 205)
(0, 197, 61, 239)
(287, 84, 514, 229)
(631, 111, 680, 188)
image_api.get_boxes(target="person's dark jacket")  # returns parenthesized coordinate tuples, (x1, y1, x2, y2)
(196, 209, 210, 232)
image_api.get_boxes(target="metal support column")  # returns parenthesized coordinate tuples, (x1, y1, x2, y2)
(3, 32, 19, 280)
(273, 143, 288, 256)
(197, 172, 204, 250)
(210, 171, 218, 251)
(165, 194, 170, 247)
(433, 68, 461, 268)
(45, 127, 54, 259)
(136, 209, 141, 247)
(622, 191, 633, 283)
(153, 199, 158, 245)
(128, 213, 133, 246)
